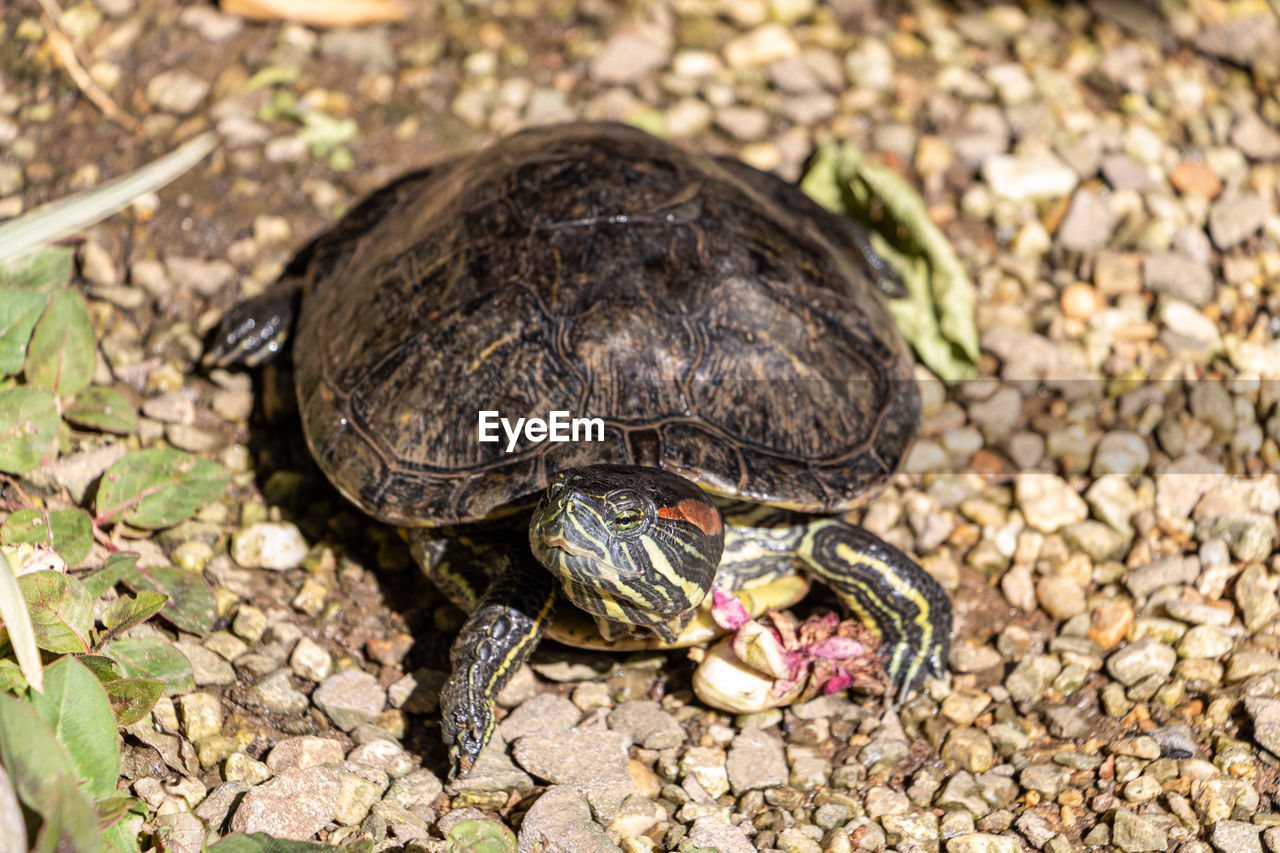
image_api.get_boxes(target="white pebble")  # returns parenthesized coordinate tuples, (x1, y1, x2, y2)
(232, 522, 309, 571)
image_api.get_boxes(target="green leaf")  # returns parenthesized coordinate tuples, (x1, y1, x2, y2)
(27, 657, 119, 800)
(93, 797, 138, 830)
(24, 287, 95, 399)
(81, 552, 138, 599)
(16, 569, 93, 654)
(0, 548, 42, 693)
(121, 564, 213, 635)
(245, 65, 301, 91)
(0, 289, 48, 376)
(102, 818, 143, 853)
(102, 590, 169, 636)
(0, 245, 73, 292)
(63, 386, 139, 435)
(102, 678, 164, 727)
(1, 508, 94, 568)
(34, 775, 103, 853)
(299, 111, 358, 157)
(0, 385, 58, 474)
(798, 142, 846, 212)
(79, 654, 124, 683)
(95, 448, 229, 529)
(101, 637, 194, 696)
(801, 142, 980, 382)
(0, 692, 101, 852)
(446, 818, 517, 853)
(208, 833, 343, 852)
(0, 659, 29, 695)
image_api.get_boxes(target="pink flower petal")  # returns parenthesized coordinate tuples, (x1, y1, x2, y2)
(770, 610, 799, 649)
(822, 672, 853, 694)
(785, 650, 806, 675)
(711, 590, 751, 631)
(810, 636, 865, 660)
(772, 676, 803, 697)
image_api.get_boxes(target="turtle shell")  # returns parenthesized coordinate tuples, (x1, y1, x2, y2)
(294, 122, 920, 527)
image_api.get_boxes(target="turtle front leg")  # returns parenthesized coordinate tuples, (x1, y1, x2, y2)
(437, 558, 556, 779)
(722, 507, 951, 700)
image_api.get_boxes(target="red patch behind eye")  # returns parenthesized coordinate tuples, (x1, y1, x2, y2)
(657, 499, 723, 537)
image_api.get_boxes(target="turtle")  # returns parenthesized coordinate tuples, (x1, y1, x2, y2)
(209, 121, 952, 779)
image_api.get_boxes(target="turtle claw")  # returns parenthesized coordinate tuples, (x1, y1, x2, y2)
(448, 746, 477, 782)
(442, 705, 490, 781)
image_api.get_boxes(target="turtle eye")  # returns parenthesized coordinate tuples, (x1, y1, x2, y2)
(540, 477, 566, 507)
(605, 490, 651, 536)
(612, 508, 645, 532)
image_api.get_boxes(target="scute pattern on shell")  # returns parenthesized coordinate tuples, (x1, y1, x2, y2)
(293, 122, 919, 526)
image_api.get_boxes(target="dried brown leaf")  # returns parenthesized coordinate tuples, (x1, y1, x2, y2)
(220, 0, 407, 27)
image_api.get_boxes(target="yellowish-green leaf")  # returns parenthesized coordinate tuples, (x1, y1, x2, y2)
(121, 564, 213, 635)
(0, 245, 73, 292)
(81, 552, 138, 599)
(0, 693, 101, 852)
(64, 386, 139, 435)
(299, 111, 357, 156)
(101, 637, 194, 696)
(446, 818, 517, 853)
(801, 141, 979, 382)
(16, 569, 93, 654)
(79, 654, 124, 684)
(93, 797, 138, 831)
(0, 659, 28, 695)
(25, 288, 95, 399)
(245, 65, 300, 91)
(27, 657, 120, 800)
(1, 508, 93, 568)
(102, 590, 168, 636)
(102, 813, 145, 853)
(0, 289, 48, 376)
(102, 678, 164, 727)
(95, 448, 229, 529)
(0, 386, 58, 474)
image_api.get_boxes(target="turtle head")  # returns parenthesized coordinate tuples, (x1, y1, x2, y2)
(529, 465, 725, 641)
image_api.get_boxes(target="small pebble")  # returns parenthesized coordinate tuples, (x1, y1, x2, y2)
(289, 637, 333, 682)
(146, 70, 210, 114)
(231, 522, 309, 571)
(313, 671, 386, 731)
(1060, 282, 1100, 318)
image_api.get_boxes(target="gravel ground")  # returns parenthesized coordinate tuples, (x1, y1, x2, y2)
(5, 0, 1280, 851)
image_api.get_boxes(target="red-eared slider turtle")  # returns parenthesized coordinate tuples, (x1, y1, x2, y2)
(210, 122, 951, 779)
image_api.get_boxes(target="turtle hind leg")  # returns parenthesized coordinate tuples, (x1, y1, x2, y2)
(204, 284, 301, 368)
(437, 556, 556, 779)
(797, 519, 951, 699)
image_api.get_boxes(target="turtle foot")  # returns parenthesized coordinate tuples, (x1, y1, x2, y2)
(204, 286, 299, 367)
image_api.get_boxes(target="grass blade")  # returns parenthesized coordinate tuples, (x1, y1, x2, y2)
(0, 549, 43, 693)
(0, 132, 218, 263)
